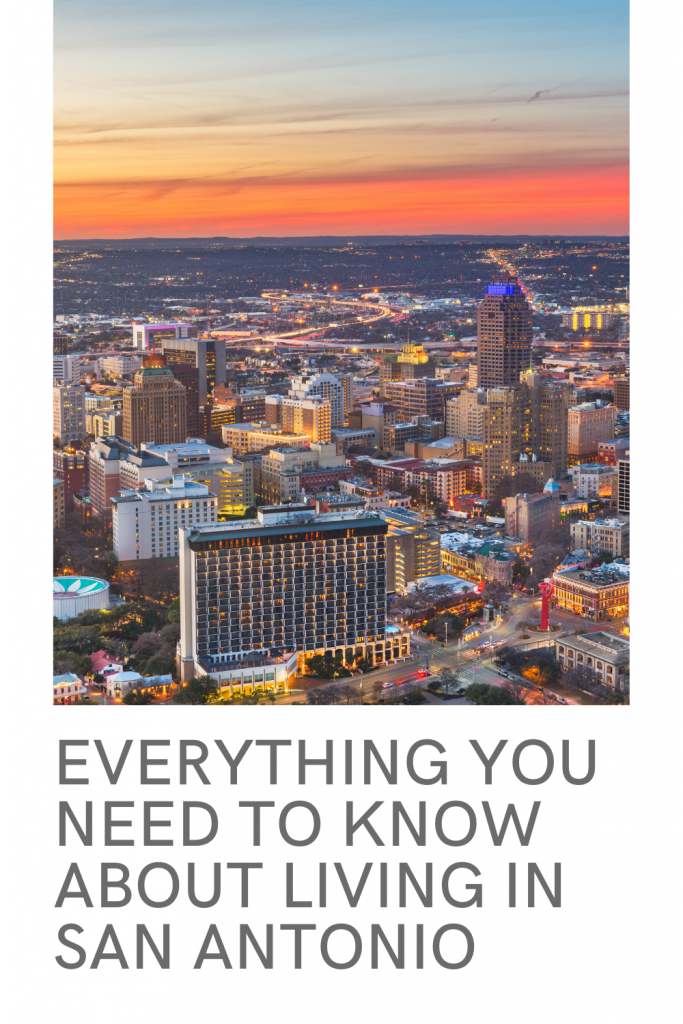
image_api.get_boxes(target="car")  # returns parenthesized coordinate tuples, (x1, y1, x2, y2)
(382, 681, 393, 688)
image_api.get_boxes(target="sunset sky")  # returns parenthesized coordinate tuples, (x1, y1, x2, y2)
(54, 0, 629, 238)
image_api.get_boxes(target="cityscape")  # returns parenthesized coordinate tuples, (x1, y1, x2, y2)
(53, 237, 630, 706)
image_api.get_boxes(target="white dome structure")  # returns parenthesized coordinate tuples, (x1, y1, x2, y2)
(53, 576, 110, 622)
(543, 477, 560, 494)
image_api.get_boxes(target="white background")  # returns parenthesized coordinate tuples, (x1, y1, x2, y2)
(1, 1, 680, 1020)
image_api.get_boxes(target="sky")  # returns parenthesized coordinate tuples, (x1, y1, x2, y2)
(54, 0, 629, 238)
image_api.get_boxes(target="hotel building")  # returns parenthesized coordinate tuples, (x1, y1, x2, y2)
(177, 505, 410, 682)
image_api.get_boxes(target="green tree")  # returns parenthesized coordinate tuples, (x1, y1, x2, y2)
(356, 656, 373, 674)
(464, 683, 525, 705)
(166, 597, 180, 623)
(172, 677, 218, 705)
(144, 654, 176, 678)
(512, 557, 530, 585)
(122, 690, 154, 705)
(407, 686, 426, 702)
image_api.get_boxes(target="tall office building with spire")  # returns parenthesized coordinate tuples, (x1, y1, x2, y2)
(477, 277, 533, 388)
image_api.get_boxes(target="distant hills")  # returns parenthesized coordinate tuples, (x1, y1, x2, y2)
(54, 234, 629, 249)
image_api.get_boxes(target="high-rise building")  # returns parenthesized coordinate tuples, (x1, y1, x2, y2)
(502, 485, 560, 547)
(161, 337, 227, 409)
(617, 456, 630, 515)
(288, 373, 352, 427)
(213, 386, 267, 423)
(53, 332, 69, 356)
(568, 403, 616, 462)
(562, 311, 613, 331)
(445, 389, 487, 438)
(53, 355, 81, 385)
(53, 478, 65, 530)
(378, 358, 403, 397)
(168, 362, 200, 435)
(53, 383, 86, 444)
(385, 528, 441, 593)
(177, 505, 409, 681)
(384, 378, 460, 422)
(53, 448, 88, 510)
(133, 322, 195, 350)
(397, 341, 436, 379)
(481, 376, 568, 498)
(264, 395, 332, 442)
(476, 277, 532, 388)
(139, 439, 254, 513)
(122, 363, 187, 447)
(613, 377, 630, 411)
(111, 475, 218, 561)
(87, 436, 171, 518)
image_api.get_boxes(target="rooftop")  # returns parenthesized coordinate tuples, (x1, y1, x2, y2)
(559, 631, 630, 658)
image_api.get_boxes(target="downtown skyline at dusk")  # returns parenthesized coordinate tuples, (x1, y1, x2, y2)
(54, 0, 628, 238)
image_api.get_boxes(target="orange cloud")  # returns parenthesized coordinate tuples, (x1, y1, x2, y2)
(54, 164, 628, 238)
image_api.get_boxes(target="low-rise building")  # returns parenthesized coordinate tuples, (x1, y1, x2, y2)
(555, 631, 629, 691)
(111, 475, 218, 561)
(552, 563, 629, 620)
(597, 438, 630, 466)
(106, 672, 174, 700)
(259, 443, 351, 503)
(53, 672, 88, 704)
(570, 518, 629, 558)
(331, 427, 378, 451)
(571, 462, 618, 500)
(98, 355, 143, 377)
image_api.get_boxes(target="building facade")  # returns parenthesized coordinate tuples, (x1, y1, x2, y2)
(161, 336, 227, 410)
(617, 456, 630, 515)
(503, 487, 560, 546)
(133, 321, 194, 350)
(122, 364, 187, 447)
(53, 383, 86, 444)
(178, 506, 408, 680)
(568, 403, 616, 460)
(384, 378, 460, 422)
(53, 477, 65, 529)
(112, 475, 218, 561)
(571, 462, 618, 500)
(476, 277, 533, 388)
(569, 518, 629, 558)
(265, 395, 332, 442)
(555, 631, 629, 691)
(288, 373, 352, 428)
(552, 564, 629, 619)
(613, 377, 630, 411)
(53, 448, 88, 510)
(53, 355, 81, 385)
(445, 390, 487, 438)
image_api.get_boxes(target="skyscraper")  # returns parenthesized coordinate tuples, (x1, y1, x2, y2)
(477, 277, 533, 388)
(482, 376, 568, 497)
(177, 505, 410, 682)
(161, 336, 226, 410)
(288, 373, 351, 428)
(122, 363, 187, 447)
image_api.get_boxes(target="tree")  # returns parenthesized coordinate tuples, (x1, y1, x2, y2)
(131, 631, 165, 661)
(427, 680, 439, 692)
(529, 544, 566, 582)
(122, 690, 154, 705)
(590, 549, 614, 567)
(338, 684, 357, 704)
(482, 580, 509, 609)
(371, 680, 384, 702)
(356, 656, 373, 674)
(436, 666, 457, 691)
(408, 686, 426, 702)
(512, 556, 530, 586)
(172, 677, 218, 705)
(144, 654, 176, 678)
(166, 597, 180, 623)
(463, 682, 525, 705)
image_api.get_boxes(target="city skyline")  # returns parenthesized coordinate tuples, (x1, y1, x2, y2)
(54, 0, 628, 238)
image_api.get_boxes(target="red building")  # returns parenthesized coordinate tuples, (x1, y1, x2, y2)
(53, 448, 88, 510)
